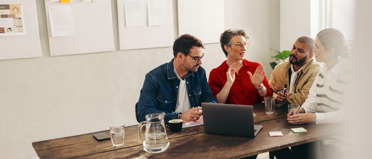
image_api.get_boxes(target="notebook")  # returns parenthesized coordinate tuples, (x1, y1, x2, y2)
(202, 103, 263, 137)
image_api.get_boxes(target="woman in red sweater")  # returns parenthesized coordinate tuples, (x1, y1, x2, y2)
(208, 29, 273, 105)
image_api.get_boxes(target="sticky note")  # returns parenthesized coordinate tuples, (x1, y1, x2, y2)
(269, 131, 283, 137)
(291, 127, 307, 133)
(61, 0, 70, 3)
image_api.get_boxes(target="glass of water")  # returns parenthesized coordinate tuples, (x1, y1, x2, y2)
(110, 123, 125, 147)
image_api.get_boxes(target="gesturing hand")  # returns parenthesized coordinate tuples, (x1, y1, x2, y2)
(226, 62, 236, 85)
(247, 65, 264, 88)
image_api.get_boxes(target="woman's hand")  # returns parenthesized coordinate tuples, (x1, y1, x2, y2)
(247, 65, 264, 88)
(287, 113, 316, 124)
(226, 62, 236, 85)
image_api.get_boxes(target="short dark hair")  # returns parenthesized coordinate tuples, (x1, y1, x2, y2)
(220, 29, 248, 57)
(297, 36, 314, 53)
(173, 34, 204, 57)
(317, 28, 348, 58)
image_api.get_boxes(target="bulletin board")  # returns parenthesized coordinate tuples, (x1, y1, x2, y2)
(178, 0, 224, 44)
(0, 0, 41, 60)
(117, 0, 174, 50)
(44, 0, 114, 56)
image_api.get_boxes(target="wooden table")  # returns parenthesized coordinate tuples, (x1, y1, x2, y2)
(32, 104, 335, 159)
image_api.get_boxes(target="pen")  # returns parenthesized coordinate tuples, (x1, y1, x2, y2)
(283, 84, 287, 94)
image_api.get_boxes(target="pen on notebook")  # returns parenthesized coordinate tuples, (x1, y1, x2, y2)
(283, 84, 287, 94)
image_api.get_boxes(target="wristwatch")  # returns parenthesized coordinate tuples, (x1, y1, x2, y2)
(256, 83, 264, 90)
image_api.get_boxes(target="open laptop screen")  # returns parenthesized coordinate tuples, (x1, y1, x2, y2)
(202, 103, 262, 137)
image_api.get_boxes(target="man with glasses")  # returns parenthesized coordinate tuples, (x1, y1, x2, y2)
(136, 34, 217, 123)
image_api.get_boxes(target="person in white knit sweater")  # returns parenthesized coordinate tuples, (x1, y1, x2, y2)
(287, 28, 349, 124)
(287, 28, 351, 159)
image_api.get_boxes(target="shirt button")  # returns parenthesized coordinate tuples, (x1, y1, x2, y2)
(189, 94, 191, 96)
(176, 86, 178, 88)
(187, 82, 189, 84)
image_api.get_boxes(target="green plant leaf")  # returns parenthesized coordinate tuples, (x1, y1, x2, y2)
(282, 50, 291, 59)
(272, 54, 283, 59)
(270, 62, 277, 70)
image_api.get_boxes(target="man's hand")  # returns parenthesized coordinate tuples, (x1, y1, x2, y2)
(276, 91, 287, 103)
(179, 107, 202, 123)
(287, 113, 316, 124)
(247, 65, 264, 88)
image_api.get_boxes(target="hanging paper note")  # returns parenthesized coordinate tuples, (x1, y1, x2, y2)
(147, 0, 166, 26)
(124, 0, 146, 27)
(0, 4, 26, 36)
(48, 5, 75, 37)
(61, 0, 70, 3)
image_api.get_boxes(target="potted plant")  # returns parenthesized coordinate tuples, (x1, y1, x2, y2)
(269, 48, 291, 70)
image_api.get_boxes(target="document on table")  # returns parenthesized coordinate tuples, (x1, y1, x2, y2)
(183, 115, 204, 128)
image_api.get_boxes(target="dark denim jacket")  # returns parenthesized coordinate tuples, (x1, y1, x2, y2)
(137, 59, 217, 122)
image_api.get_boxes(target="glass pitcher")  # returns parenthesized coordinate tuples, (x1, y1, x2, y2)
(138, 112, 170, 153)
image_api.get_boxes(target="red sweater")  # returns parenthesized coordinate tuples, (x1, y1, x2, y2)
(208, 59, 273, 105)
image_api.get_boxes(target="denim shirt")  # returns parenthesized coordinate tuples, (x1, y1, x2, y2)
(137, 59, 217, 122)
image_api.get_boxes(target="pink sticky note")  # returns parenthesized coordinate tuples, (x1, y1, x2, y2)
(269, 131, 283, 137)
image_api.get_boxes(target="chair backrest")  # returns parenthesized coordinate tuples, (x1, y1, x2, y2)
(135, 102, 140, 123)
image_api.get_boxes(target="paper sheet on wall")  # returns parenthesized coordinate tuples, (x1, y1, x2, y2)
(0, 4, 26, 36)
(48, 5, 75, 37)
(124, 0, 146, 27)
(147, 0, 165, 26)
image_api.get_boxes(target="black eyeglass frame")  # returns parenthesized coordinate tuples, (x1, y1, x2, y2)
(186, 53, 205, 63)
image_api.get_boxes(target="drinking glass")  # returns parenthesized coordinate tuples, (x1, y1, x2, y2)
(288, 104, 300, 115)
(110, 123, 125, 147)
(264, 96, 274, 115)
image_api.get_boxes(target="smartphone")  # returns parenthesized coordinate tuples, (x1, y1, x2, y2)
(93, 132, 111, 141)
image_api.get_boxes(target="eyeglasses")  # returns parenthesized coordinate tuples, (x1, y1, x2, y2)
(232, 42, 249, 48)
(187, 53, 205, 63)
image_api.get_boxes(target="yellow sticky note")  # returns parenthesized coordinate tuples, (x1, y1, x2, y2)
(61, 0, 70, 3)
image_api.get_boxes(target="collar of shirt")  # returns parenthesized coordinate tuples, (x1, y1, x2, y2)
(323, 61, 343, 78)
(167, 58, 194, 80)
(290, 64, 304, 74)
(220, 59, 252, 71)
(174, 64, 184, 81)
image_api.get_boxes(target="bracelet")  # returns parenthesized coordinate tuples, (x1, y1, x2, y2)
(256, 83, 264, 90)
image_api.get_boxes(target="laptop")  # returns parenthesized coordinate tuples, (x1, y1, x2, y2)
(202, 103, 263, 137)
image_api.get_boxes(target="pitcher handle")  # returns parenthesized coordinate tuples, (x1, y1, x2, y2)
(138, 121, 147, 143)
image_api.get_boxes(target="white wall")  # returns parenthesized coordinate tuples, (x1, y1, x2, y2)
(224, 0, 280, 79)
(350, 0, 372, 158)
(0, 0, 279, 158)
(280, 0, 311, 50)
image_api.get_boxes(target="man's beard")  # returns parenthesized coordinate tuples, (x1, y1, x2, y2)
(289, 55, 307, 65)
